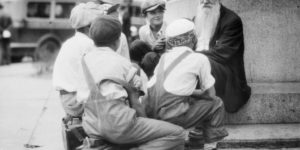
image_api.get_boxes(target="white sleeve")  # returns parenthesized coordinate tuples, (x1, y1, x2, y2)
(117, 33, 130, 60)
(198, 56, 215, 91)
(99, 81, 128, 100)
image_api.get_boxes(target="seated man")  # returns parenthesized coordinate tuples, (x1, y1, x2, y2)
(146, 19, 228, 150)
(194, 0, 251, 113)
(80, 15, 186, 150)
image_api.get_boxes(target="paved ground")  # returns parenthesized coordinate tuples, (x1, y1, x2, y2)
(0, 63, 298, 150)
(0, 63, 64, 150)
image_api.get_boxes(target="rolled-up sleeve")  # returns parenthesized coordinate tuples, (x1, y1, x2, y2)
(198, 56, 215, 91)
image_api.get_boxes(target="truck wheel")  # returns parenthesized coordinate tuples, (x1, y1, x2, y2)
(34, 39, 60, 74)
(34, 39, 60, 63)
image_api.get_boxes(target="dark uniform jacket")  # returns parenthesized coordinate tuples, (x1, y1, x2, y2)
(198, 5, 251, 113)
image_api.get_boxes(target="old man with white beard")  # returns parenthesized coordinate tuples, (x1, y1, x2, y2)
(194, 0, 251, 113)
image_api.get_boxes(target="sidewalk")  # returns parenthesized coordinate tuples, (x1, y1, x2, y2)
(0, 63, 64, 150)
(0, 63, 298, 150)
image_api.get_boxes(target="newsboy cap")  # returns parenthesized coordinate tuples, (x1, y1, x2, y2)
(89, 15, 122, 46)
(70, 2, 106, 29)
(141, 0, 166, 14)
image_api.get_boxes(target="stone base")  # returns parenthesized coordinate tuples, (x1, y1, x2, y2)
(190, 124, 300, 149)
(220, 124, 300, 149)
(225, 82, 300, 124)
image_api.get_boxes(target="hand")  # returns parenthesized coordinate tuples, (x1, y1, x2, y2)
(153, 37, 166, 52)
(130, 75, 142, 89)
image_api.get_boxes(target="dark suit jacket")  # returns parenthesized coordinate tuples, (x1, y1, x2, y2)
(199, 5, 251, 113)
(0, 12, 12, 38)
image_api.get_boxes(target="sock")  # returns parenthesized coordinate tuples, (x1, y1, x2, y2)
(204, 142, 217, 150)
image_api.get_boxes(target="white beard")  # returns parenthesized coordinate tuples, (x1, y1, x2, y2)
(195, 2, 220, 51)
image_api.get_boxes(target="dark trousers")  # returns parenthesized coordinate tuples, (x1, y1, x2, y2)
(0, 38, 11, 65)
(166, 97, 228, 143)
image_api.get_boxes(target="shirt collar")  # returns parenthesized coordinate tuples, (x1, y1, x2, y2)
(147, 22, 167, 36)
(75, 32, 90, 40)
(93, 46, 115, 52)
(166, 46, 194, 53)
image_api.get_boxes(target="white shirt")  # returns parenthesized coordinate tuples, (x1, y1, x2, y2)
(79, 47, 139, 102)
(139, 22, 167, 48)
(116, 33, 130, 60)
(53, 32, 131, 102)
(53, 32, 93, 92)
(148, 46, 215, 96)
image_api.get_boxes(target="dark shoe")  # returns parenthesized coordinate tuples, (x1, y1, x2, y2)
(186, 129, 205, 149)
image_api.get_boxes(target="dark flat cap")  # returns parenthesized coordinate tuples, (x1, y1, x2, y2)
(89, 15, 122, 46)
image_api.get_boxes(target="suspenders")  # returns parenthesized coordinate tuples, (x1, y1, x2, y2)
(81, 54, 139, 107)
(81, 54, 101, 97)
(158, 50, 192, 80)
(81, 55, 132, 96)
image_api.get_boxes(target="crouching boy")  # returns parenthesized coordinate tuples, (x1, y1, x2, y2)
(145, 19, 228, 150)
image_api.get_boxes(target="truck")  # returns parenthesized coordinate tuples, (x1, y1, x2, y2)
(0, 0, 145, 63)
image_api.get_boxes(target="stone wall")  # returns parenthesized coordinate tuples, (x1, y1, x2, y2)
(165, 0, 300, 82)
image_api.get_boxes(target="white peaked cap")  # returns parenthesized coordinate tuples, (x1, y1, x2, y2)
(166, 19, 195, 37)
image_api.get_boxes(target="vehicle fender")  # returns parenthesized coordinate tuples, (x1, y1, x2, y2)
(36, 34, 62, 49)
(34, 34, 62, 61)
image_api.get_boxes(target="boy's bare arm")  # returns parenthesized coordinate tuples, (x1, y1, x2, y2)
(191, 86, 216, 100)
(126, 86, 147, 117)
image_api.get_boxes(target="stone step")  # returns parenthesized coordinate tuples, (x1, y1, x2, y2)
(190, 124, 300, 150)
(225, 82, 300, 124)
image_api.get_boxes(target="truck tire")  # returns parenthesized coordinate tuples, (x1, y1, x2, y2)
(34, 38, 60, 63)
(33, 38, 61, 74)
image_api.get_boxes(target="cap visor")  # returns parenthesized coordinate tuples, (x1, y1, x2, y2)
(145, 4, 165, 12)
